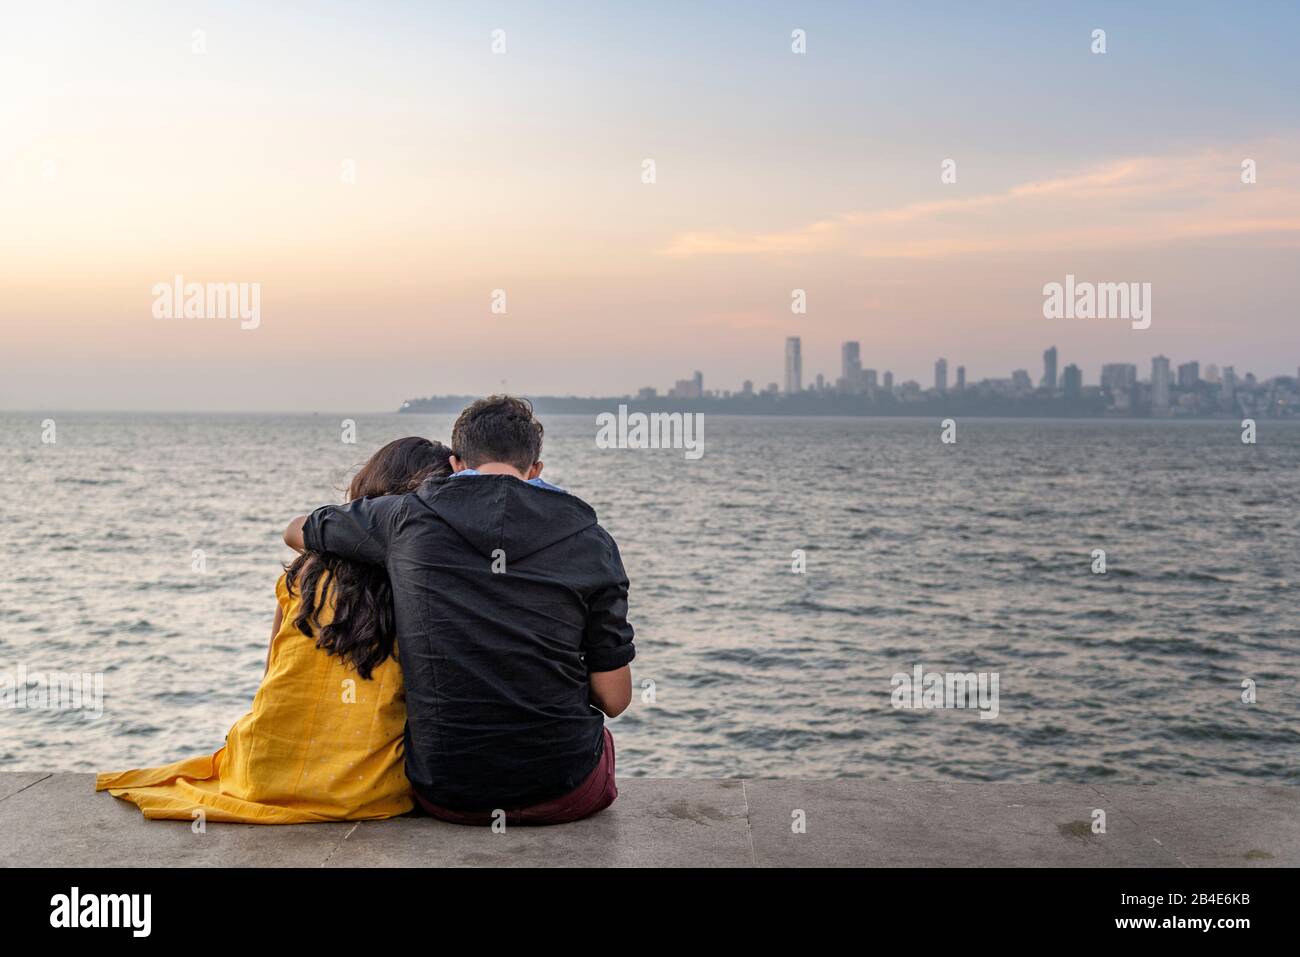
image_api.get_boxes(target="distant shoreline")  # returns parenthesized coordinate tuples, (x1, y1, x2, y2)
(6, 407, 1298, 421)
(398, 394, 1297, 421)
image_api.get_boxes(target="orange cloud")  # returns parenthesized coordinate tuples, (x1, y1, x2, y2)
(659, 147, 1300, 261)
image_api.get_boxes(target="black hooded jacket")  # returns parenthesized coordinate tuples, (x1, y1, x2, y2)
(302, 474, 635, 810)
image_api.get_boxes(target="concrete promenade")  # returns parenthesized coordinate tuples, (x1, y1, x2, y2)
(1, 774, 1295, 867)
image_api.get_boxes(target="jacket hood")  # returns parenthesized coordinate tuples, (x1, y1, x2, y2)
(415, 474, 598, 562)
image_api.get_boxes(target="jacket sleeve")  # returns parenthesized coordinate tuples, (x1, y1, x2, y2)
(301, 494, 404, 567)
(582, 529, 636, 672)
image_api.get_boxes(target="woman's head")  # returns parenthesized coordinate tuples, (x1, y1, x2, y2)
(287, 435, 452, 679)
(348, 436, 453, 500)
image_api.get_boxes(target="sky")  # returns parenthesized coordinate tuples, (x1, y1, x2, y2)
(2, 0, 1298, 411)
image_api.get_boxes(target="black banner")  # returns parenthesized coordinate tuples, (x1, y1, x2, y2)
(4, 867, 1285, 943)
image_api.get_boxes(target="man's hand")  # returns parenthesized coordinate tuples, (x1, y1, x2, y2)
(589, 665, 632, 717)
(284, 515, 308, 553)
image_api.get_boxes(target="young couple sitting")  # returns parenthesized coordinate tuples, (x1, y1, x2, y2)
(98, 396, 635, 826)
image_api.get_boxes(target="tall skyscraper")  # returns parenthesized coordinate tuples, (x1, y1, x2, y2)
(784, 337, 802, 395)
(1062, 363, 1082, 401)
(934, 358, 948, 392)
(955, 365, 965, 391)
(840, 341, 862, 393)
(864, 369, 878, 391)
(1152, 355, 1171, 413)
(1177, 361, 1200, 389)
(1042, 346, 1058, 390)
(883, 370, 894, 391)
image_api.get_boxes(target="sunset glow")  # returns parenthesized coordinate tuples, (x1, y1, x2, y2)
(2, 1, 1298, 410)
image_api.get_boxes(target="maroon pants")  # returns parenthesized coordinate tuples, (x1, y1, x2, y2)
(416, 728, 618, 826)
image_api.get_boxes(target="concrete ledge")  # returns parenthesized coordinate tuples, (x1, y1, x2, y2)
(0, 774, 1295, 867)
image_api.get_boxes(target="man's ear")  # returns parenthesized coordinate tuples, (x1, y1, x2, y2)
(526, 461, 543, 480)
(450, 455, 468, 473)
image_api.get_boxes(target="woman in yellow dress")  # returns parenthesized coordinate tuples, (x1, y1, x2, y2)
(97, 437, 453, 824)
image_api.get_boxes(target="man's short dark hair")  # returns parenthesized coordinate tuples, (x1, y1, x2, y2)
(451, 395, 544, 471)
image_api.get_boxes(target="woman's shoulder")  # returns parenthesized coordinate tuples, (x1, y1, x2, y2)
(281, 563, 340, 622)
(277, 565, 335, 606)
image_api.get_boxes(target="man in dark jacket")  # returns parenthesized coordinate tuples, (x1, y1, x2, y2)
(284, 396, 634, 825)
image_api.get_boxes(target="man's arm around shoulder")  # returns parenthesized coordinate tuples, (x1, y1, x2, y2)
(282, 495, 405, 565)
(284, 515, 308, 552)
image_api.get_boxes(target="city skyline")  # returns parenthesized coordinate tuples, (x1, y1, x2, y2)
(643, 335, 1296, 403)
(398, 333, 1298, 421)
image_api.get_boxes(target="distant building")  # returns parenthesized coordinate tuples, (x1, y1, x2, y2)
(637, 386, 657, 400)
(955, 366, 965, 391)
(667, 370, 704, 399)
(934, 358, 948, 393)
(1221, 366, 1237, 411)
(840, 341, 862, 393)
(1011, 369, 1032, 393)
(1062, 364, 1082, 401)
(982, 377, 1015, 395)
(1203, 364, 1220, 384)
(741, 379, 754, 396)
(815, 372, 825, 391)
(1042, 346, 1058, 390)
(1100, 363, 1137, 394)
(1177, 361, 1200, 389)
(883, 370, 894, 391)
(784, 337, 802, 395)
(864, 369, 878, 391)
(1152, 355, 1171, 413)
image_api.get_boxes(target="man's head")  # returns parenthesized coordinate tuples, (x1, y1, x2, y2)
(450, 395, 544, 479)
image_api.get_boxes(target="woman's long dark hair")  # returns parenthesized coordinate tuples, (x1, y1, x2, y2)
(285, 437, 452, 679)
